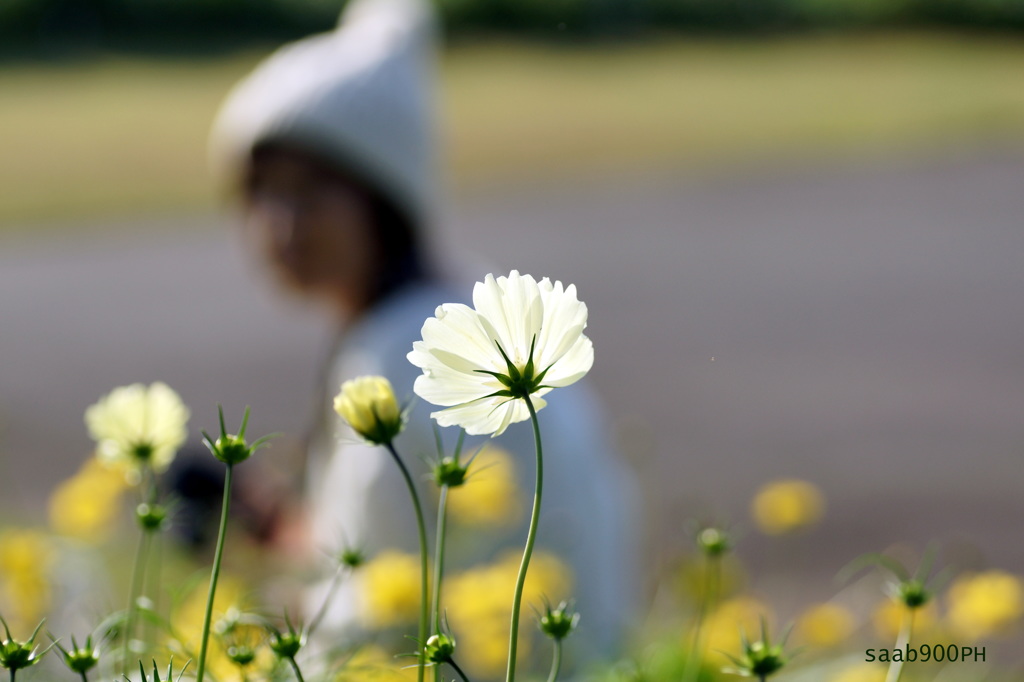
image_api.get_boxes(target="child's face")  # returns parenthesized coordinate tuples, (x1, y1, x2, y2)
(241, 145, 378, 314)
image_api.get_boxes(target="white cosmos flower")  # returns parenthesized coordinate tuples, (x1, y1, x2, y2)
(408, 271, 593, 436)
(85, 382, 190, 477)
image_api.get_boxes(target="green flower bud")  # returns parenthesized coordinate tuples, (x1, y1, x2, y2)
(892, 578, 931, 609)
(136, 502, 168, 531)
(0, 617, 48, 673)
(210, 435, 251, 465)
(268, 614, 305, 661)
(424, 633, 456, 664)
(743, 641, 787, 677)
(201, 405, 274, 467)
(433, 456, 469, 488)
(339, 547, 365, 569)
(722, 618, 790, 680)
(333, 376, 404, 446)
(215, 610, 265, 669)
(539, 600, 580, 641)
(226, 645, 256, 667)
(53, 634, 100, 675)
(269, 631, 303, 660)
(697, 527, 732, 557)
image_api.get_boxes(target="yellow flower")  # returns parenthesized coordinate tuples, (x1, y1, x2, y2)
(85, 382, 189, 479)
(359, 551, 422, 628)
(750, 479, 825, 534)
(0, 529, 55, 633)
(446, 446, 522, 527)
(871, 599, 938, 639)
(334, 376, 403, 445)
(829, 663, 886, 682)
(946, 570, 1023, 640)
(794, 602, 855, 648)
(171, 576, 253, 681)
(48, 457, 129, 542)
(697, 596, 774, 664)
(333, 645, 418, 682)
(443, 551, 572, 678)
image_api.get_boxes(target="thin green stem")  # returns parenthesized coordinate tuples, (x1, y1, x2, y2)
(505, 395, 544, 682)
(287, 656, 306, 682)
(385, 443, 430, 682)
(448, 658, 471, 682)
(885, 608, 915, 682)
(545, 639, 563, 682)
(306, 564, 347, 638)
(431, 484, 451, 682)
(682, 554, 721, 682)
(121, 526, 153, 673)
(145, 529, 165, 651)
(81, 672, 88, 682)
(195, 463, 234, 682)
(431, 485, 450, 635)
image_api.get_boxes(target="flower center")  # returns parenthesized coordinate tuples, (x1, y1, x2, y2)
(477, 337, 549, 401)
(133, 442, 154, 462)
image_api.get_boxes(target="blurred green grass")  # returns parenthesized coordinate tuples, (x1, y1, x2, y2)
(3, 32, 1024, 226)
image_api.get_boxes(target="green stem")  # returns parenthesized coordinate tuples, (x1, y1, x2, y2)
(682, 554, 721, 682)
(431, 485, 451, 682)
(287, 656, 306, 682)
(545, 639, 562, 682)
(121, 526, 153, 673)
(885, 608, 915, 682)
(448, 658, 471, 682)
(385, 443, 430, 682)
(431, 485, 450, 635)
(81, 672, 88, 682)
(195, 463, 234, 682)
(145, 529, 164, 651)
(306, 564, 346, 638)
(505, 395, 544, 682)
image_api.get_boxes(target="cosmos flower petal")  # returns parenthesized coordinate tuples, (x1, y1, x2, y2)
(411, 271, 590, 436)
(431, 398, 514, 436)
(85, 382, 189, 478)
(540, 336, 594, 388)
(415, 303, 497, 370)
(412, 367, 503, 407)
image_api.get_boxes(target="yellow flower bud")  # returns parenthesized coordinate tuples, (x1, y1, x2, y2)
(333, 376, 403, 445)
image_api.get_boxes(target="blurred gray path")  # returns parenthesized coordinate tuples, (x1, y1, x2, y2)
(2, 152, 1023, 597)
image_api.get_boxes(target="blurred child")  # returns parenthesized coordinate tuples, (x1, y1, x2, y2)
(209, 0, 638, 676)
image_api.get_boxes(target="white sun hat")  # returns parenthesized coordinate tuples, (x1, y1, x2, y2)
(209, 0, 438, 228)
